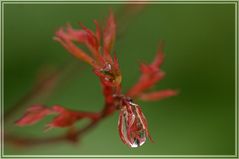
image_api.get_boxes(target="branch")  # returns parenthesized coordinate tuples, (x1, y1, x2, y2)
(5, 110, 111, 147)
(4, 4, 148, 147)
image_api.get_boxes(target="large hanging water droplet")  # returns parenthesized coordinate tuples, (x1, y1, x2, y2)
(118, 103, 148, 148)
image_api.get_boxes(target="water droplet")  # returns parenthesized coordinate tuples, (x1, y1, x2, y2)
(118, 103, 148, 148)
(100, 63, 112, 74)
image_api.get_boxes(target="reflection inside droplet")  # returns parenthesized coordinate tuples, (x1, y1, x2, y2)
(130, 133, 146, 148)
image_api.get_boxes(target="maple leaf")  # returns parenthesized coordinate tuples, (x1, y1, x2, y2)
(16, 105, 99, 130)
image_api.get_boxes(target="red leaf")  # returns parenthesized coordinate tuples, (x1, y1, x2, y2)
(93, 20, 101, 44)
(139, 90, 178, 101)
(16, 105, 53, 126)
(54, 28, 96, 67)
(46, 106, 81, 129)
(65, 23, 87, 43)
(16, 105, 100, 130)
(79, 22, 100, 50)
(151, 45, 164, 68)
(103, 11, 116, 54)
(47, 106, 100, 129)
(127, 46, 165, 98)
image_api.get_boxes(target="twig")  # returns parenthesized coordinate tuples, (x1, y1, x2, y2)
(4, 4, 147, 147)
(5, 113, 108, 146)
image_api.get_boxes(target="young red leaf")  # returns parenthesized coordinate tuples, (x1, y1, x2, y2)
(54, 29, 96, 67)
(103, 11, 116, 54)
(16, 105, 100, 130)
(79, 22, 100, 51)
(94, 20, 101, 43)
(15, 105, 53, 126)
(139, 90, 178, 101)
(127, 47, 165, 98)
(45, 105, 80, 129)
(46, 106, 99, 129)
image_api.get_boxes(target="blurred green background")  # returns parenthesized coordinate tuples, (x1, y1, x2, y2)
(3, 3, 236, 155)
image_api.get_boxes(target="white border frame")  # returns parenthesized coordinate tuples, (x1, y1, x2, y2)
(0, 1, 238, 158)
